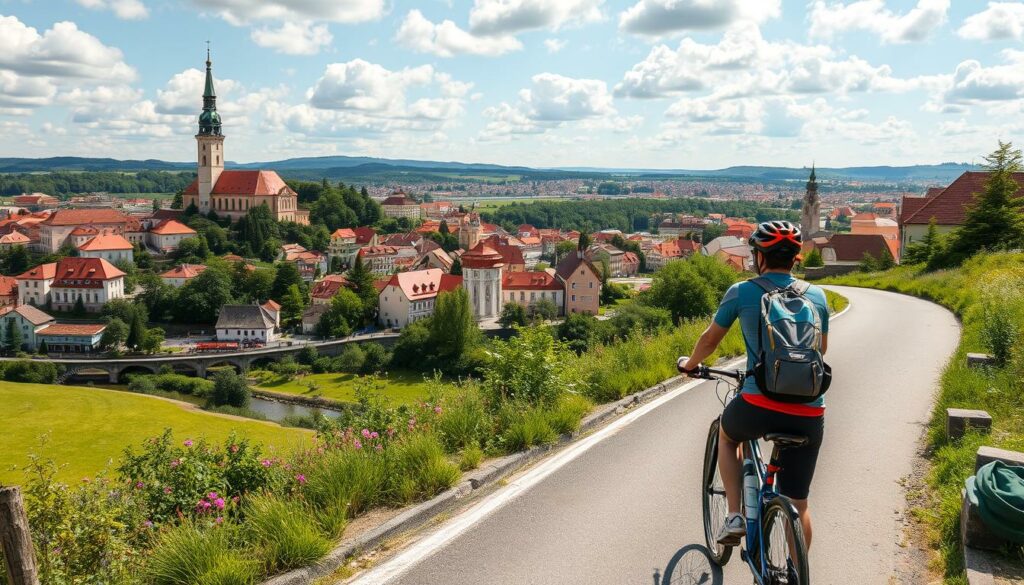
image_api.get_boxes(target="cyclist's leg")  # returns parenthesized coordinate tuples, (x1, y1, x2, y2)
(789, 498, 812, 549)
(775, 415, 824, 551)
(719, 398, 768, 515)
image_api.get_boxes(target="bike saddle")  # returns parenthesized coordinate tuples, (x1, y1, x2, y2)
(764, 433, 809, 448)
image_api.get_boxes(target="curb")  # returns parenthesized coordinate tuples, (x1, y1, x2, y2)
(262, 291, 853, 585)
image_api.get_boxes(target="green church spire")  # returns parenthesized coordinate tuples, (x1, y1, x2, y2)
(198, 44, 222, 136)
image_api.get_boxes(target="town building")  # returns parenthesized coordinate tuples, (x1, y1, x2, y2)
(215, 304, 279, 343)
(311, 274, 348, 306)
(621, 252, 640, 276)
(0, 304, 56, 351)
(816, 233, 894, 266)
(381, 192, 421, 220)
(378, 268, 463, 328)
(36, 323, 106, 353)
(261, 300, 281, 328)
(0, 276, 17, 307)
(14, 193, 59, 210)
(459, 213, 483, 250)
(0, 231, 30, 250)
(49, 257, 126, 313)
(77, 232, 134, 264)
(585, 243, 626, 277)
(15, 263, 56, 307)
(554, 252, 601, 316)
(161, 264, 208, 287)
(801, 166, 823, 237)
(280, 243, 327, 282)
(301, 304, 329, 334)
(502, 271, 564, 316)
(328, 228, 360, 269)
(148, 219, 197, 254)
(359, 245, 417, 275)
(462, 243, 505, 321)
(181, 52, 306, 224)
(37, 209, 130, 252)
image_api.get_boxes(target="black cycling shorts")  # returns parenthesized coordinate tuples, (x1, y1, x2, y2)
(720, 396, 825, 500)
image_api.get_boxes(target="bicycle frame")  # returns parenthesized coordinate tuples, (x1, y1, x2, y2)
(741, 437, 784, 585)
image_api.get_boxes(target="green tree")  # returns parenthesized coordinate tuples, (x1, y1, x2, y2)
(271, 261, 304, 301)
(858, 251, 879, 272)
(99, 318, 128, 351)
(556, 313, 604, 354)
(37, 339, 48, 355)
(428, 288, 476, 362)
(390, 320, 431, 367)
(316, 287, 362, 337)
(280, 284, 306, 328)
(802, 248, 824, 268)
(174, 236, 210, 264)
(644, 260, 718, 323)
(554, 240, 577, 264)
(608, 303, 671, 338)
(171, 190, 184, 209)
(877, 246, 896, 270)
(577, 231, 592, 253)
(450, 257, 462, 276)
(529, 298, 559, 322)
(5, 245, 29, 275)
(236, 203, 280, 261)
(175, 266, 233, 323)
(4, 318, 22, 353)
(72, 296, 86, 316)
(483, 326, 577, 406)
(952, 141, 1024, 261)
(141, 327, 164, 354)
(126, 310, 146, 351)
(498, 302, 528, 328)
(209, 369, 250, 408)
(346, 254, 378, 323)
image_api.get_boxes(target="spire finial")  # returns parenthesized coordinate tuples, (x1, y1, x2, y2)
(206, 41, 211, 67)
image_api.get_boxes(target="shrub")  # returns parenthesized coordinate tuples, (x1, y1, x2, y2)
(977, 272, 1024, 366)
(459, 444, 484, 471)
(500, 407, 557, 452)
(545, 393, 593, 435)
(146, 523, 259, 585)
(1, 360, 59, 384)
(384, 433, 460, 505)
(335, 344, 366, 374)
(608, 303, 671, 338)
(360, 342, 390, 374)
(209, 370, 251, 408)
(128, 375, 158, 395)
(297, 345, 318, 365)
(484, 326, 583, 407)
(244, 493, 331, 572)
(433, 383, 488, 452)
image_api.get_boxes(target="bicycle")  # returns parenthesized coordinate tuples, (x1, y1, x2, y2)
(678, 358, 811, 585)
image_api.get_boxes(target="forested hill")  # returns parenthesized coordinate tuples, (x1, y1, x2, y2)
(481, 198, 800, 234)
(0, 170, 196, 197)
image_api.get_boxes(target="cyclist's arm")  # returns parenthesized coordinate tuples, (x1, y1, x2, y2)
(681, 322, 729, 371)
(821, 333, 828, 354)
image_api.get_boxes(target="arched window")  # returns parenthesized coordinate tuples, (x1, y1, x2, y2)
(202, 156, 206, 165)
(216, 155, 219, 164)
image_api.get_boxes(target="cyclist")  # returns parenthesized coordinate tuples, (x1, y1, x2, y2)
(679, 221, 828, 550)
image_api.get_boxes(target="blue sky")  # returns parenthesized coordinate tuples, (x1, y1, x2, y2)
(2, 0, 1023, 169)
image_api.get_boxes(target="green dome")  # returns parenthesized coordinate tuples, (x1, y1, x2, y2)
(198, 110, 221, 135)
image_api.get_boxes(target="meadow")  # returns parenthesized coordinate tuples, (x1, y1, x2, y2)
(252, 370, 433, 406)
(0, 382, 310, 485)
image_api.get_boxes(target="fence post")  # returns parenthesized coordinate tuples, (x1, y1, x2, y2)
(0, 486, 39, 585)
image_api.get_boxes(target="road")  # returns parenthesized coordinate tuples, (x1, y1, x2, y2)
(346, 286, 960, 585)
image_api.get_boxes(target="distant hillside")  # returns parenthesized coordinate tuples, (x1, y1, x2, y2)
(0, 156, 979, 184)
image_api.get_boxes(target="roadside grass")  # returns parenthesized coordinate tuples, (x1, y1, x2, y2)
(824, 289, 849, 314)
(0, 382, 310, 485)
(253, 370, 432, 405)
(825, 253, 1024, 582)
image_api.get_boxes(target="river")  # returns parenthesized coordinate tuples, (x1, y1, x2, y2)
(94, 384, 341, 423)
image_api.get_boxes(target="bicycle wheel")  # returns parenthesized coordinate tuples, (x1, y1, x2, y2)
(701, 417, 732, 566)
(761, 496, 810, 585)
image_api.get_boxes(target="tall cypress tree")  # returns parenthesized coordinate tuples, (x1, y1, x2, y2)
(126, 311, 146, 351)
(346, 254, 378, 324)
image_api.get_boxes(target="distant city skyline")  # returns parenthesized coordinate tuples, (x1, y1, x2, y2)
(2, 1, 1023, 169)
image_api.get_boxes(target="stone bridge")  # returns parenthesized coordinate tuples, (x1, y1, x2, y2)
(7, 332, 400, 383)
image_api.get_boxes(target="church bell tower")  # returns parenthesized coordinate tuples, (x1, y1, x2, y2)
(801, 164, 820, 236)
(196, 46, 224, 214)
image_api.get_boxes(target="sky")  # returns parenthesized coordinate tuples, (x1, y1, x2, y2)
(2, 0, 1024, 169)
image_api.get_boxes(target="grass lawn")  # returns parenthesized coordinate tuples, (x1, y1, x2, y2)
(0, 382, 311, 485)
(254, 370, 433, 405)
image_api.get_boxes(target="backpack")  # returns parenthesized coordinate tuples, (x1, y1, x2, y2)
(748, 277, 832, 404)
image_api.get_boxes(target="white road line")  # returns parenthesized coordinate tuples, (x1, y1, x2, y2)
(348, 357, 747, 585)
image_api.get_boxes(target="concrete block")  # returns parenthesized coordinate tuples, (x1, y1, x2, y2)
(967, 353, 997, 368)
(947, 408, 993, 441)
(975, 446, 1024, 472)
(961, 489, 1007, 552)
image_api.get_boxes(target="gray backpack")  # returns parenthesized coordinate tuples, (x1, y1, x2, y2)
(748, 277, 831, 404)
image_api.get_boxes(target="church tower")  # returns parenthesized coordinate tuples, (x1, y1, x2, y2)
(801, 165, 820, 236)
(196, 47, 224, 214)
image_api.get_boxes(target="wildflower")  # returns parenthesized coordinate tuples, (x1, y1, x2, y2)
(434, 406, 443, 415)
(232, 496, 240, 504)
(374, 444, 384, 452)
(215, 516, 224, 525)
(361, 428, 371, 439)
(296, 473, 307, 485)
(143, 520, 153, 529)
(163, 487, 172, 494)
(261, 459, 272, 467)
(214, 498, 225, 510)
(209, 492, 218, 499)
(135, 481, 144, 490)
(230, 444, 239, 454)
(370, 431, 379, 440)
(353, 439, 362, 450)
(386, 428, 395, 438)
(183, 439, 194, 447)
(170, 458, 181, 468)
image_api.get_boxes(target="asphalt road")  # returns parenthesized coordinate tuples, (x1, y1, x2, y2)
(348, 286, 960, 585)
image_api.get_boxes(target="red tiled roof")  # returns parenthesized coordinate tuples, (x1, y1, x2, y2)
(382, 195, 417, 206)
(0, 276, 16, 297)
(41, 209, 129, 227)
(622, 252, 639, 264)
(903, 171, 1024, 225)
(38, 323, 106, 336)
(554, 253, 599, 281)
(150, 219, 196, 236)
(51, 257, 125, 288)
(502, 270, 562, 291)
(873, 202, 897, 209)
(16, 263, 57, 280)
(384, 269, 462, 300)
(331, 228, 357, 240)
(183, 170, 296, 197)
(461, 242, 504, 269)
(70, 226, 99, 236)
(78, 233, 133, 251)
(311, 275, 347, 299)
(0, 232, 29, 245)
(353, 226, 376, 245)
(821, 234, 892, 262)
(899, 196, 929, 224)
(261, 299, 281, 312)
(160, 264, 207, 279)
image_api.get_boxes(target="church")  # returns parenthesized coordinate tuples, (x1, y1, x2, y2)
(182, 51, 308, 224)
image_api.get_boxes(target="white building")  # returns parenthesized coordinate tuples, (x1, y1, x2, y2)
(501, 271, 564, 316)
(49, 257, 126, 313)
(215, 305, 279, 343)
(381, 192, 421, 220)
(378, 269, 463, 329)
(160, 264, 207, 288)
(147, 219, 197, 254)
(77, 232, 134, 264)
(0, 305, 56, 351)
(15, 263, 55, 307)
(461, 243, 504, 321)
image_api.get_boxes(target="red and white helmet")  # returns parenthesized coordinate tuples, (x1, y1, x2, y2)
(749, 221, 802, 257)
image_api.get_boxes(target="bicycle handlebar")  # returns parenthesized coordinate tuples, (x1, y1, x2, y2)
(676, 356, 744, 381)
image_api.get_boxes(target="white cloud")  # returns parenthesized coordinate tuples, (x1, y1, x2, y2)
(192, 0, 384, 25)
(0, 16, 135, 82)
(942, 51, 1024, 104)
(468, 0, 604, 36)
(308, 59, 437, 113)
(618, 0, 780, 37)
(544, 38, 567, 53)
(396, 9, 522, 57)
(519, 73, 615, 121)
(958, 2, 1024, 41)
(0, 71, 56, 108)
(251, 22, 332, 55)
(75, 0, 148, 19)
(808, 0, 949, 44)
(155, 68, 241, 115)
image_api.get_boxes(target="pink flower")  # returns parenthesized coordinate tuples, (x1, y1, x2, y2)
(208, 492, 218, 499)
(296, 474, 307, 485)
(183, 439, 194, 447)
(135, 481, 144, 489)
(163, 487, 172, 494)
(386, 428, 395, 438)
(434, 406, 442, 414)
(353, 439, 362, 450)
(370, 431, 379, 440)
(143, 520, 153, 528)
(170, 459, 181, 468)
(232, 496, 240, 504)
(214, 498, 225, 510)
(361, 428, 371, 439)
(230, 444, 239, 453)
(374, 444, 383, 452)
(215, 516, 224, 525)
(261, 459, 272, 467)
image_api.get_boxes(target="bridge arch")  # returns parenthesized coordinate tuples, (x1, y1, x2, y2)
(118, 364, 158, 383)
(204, 361, 243, 377)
